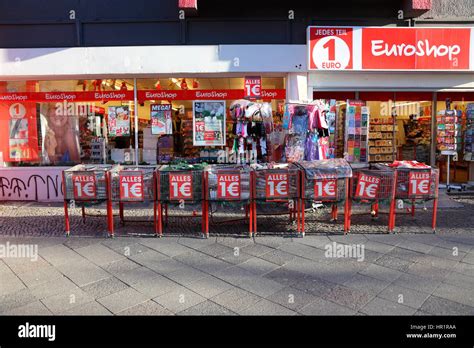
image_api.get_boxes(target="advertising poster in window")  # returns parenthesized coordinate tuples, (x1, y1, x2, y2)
(108, 106, 130, 137)
(193, 101, 226, 146)
(151, 104, 172, 135)
(40, 103, 81, 164)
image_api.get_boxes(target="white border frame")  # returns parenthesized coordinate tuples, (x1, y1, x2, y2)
(192, 100, 226, 147)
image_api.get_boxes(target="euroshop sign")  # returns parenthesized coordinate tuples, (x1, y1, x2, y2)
(308, 26, 473, 71)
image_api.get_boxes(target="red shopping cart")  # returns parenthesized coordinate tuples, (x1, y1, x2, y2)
(108, 165, 158, 237)
(205, 164, 253, 237)
(297, 159, 352, 235)
(347, 165, 397, 233)
(374, 162, 439, 233)
(252, 163, 301, 236)
(156, 164, 207, 237)
(62, 164, 113, 236)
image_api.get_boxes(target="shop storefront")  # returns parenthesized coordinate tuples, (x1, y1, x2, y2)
(307, 26, 474, 185)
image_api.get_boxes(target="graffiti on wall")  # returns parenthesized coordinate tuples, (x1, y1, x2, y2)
(0, 167, 67, 202)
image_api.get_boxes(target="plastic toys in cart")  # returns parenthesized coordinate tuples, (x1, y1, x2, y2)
(62, 164, 113, 236)
(156, 162, 207, 237)
(374, 161, 439, 233)
(251, 162, 301, 236)
(108, 165, 158, 237)
(296, 158, 352, 235)
(205, 164, 253, 237)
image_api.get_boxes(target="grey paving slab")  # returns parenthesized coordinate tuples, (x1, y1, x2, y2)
(80, 277, 130, 299)
(237, 257, 280, 276)
(451, 262, 474, 278)
(75, 243, 125, 266)
(435, 238, 474, 253)
(153, 286, 206, 313)
(263, 267, 304, 287)
(2, 256, 51, 275)
(427, 246, 467, 261)
(178, 300, 236, 315)
(174, 237, 218, 251)
(386, 247, 426, 262)
(195, 243, 234, 258)
(16, 266, 63, 288)
(257, 249, 296, 266)
(41, 287, 95, 314)
(117, 300, 173, 315)
(241, 243, 275, 257)
(131, 274, 181, 298)
(420, 295, 474, 315)
(101, 258, 141, 275)
(28, 276, 78, 300)
(406, 262, 450, 282)
(114, 266, 159, 286)
(278, 242, 327, 262)
(343, 274, 391, 296)
(217, 250, 254, 265)
(374, 255, 414, 273)
(293, 235, 333, 250)
(358, 240, 396, 254)
(292, 276, 338, 297)
(298, 297, 357, 315)
(0, 272, 25, 297)
(38, 244, 85, 266)
(3, 300, 52, 315)
(395, 239, 435, 254)
(266, 286, 318, 311)
(360, 297, 417, 315)
(461, 252, 474, 265)
(184, 276, 232, 299)
(321, 285, 373, 311)
(61, 300, 112, 315)
(210, 288, 263, 313)
(139, 238, 192, 257)
(432, 283, 474, 307)
(0, 288, 37, 313)
(56, 259, 110, 287)
(63, 237, 104, 250)
(104, 241, 152, 257)
(442, 270, 474, 290)
(166, 265, 209, 286)
(416, 254, 459, 271)
(127, 249, 169, 269)
(240, 298, 297, 315)
(215, 236, 255, 249)
(97, 287, 150, 314)
(377, 284, 430, 309)
(392, 273, 441, 294)
(235, 274, 286, 298)
(140, 258, 186, 275)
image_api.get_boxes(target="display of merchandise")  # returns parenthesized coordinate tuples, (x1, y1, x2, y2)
(89, 137, 106, 163)
(402, 112, 431, 163)
(229, 99, 273, 163)
(335, 104, 345, 158)
(368, 116, 397, 162)
(296, 158, 352, 180)
(282, 100, 332, 163)
(181, 111, 199, 158)
(437, 104, 462, 152)
(464, 103, 474, 161)
(344, 100, 369, 163)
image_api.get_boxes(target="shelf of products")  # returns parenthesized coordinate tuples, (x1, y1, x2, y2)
(368, 116, 397, 162)
(465, 103, 474, 161)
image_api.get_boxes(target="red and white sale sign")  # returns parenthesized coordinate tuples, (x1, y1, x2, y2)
(308, 26, 473, 71)
(308, 27, 353, 70)
(265, 173, 288, 198)
(314, 178, 337, 199)
(362, 27, 471, 70)
(355, 174, 381, 199)
(408, 171, 430, 196)
(244, 76, 262, 99)
(119, 173, 144, 201)
(72, 174, 97, 200)
(169, 173, 193, 200)
(217, 174, 241, 200)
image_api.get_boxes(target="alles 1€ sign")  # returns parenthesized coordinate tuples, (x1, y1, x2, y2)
(308, 26, 473, 71)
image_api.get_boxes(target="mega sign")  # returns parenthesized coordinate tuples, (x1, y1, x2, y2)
(308, 26, 473, 71)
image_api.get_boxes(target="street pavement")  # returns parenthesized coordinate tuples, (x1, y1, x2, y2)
(0, 194, 473, 315)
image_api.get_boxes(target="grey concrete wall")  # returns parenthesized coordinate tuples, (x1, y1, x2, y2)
(418, 0, 474, 20)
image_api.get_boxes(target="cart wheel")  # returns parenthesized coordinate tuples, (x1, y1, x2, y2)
(65, 231, 70, 237)
(432, 229, 436, 234)
(248, 233, 253, 238)
(202, 233, 209, 239)
(299, 232, 305, 238)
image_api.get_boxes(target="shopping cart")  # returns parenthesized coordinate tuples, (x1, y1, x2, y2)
(347, 165, 397, 233)
(205, 164, 253, 237)
(156, 164, 207, 237)
(62, 164, 113, 236)
(108, 165, 158, 237)
(374, 162, 439, 233)
(297, 159, 352, 235)
(252, 163, 301, 236)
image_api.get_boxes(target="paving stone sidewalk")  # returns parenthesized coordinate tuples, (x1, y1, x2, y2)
(0, 196, 473, 315)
